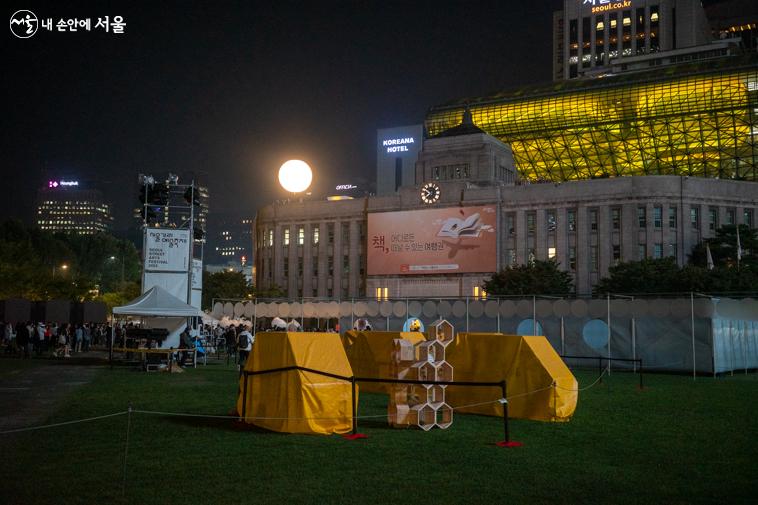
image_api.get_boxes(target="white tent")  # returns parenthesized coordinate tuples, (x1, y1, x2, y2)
(113, 286, 203, 317)
(113, 286, 202, 348)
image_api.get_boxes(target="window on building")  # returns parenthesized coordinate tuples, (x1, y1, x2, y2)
(590, 246, 598, 272)
(654, 206, 662, 228)
(313, 226, 319, 245)
(650, 5, 660, 52)
(313, 260, 319, 277)
(569, 247, 576, 271)
(622, 10, 632, 55)
(268, 229, 273, 247)
(589, 209, 598, 231)
(528, 249, 536, 264)
(298, 226, 304, 245)
(328, 257, 334, 276)
(507, 214, 516, 236)
(328, 223, 335, 243)
(635, 7, 646, 55)
(745, 209, 754, 228)
(653, 243, 663, 259)
(343, 255, 349, 274)
(506, 249, 516, 266)
(611, 208, 621, 231)
(547, 210, 556, 232)
(582, 17, 591, 68)
(637, 207, 647, 229)
(548, 247, 556, 259)
(726, 209, 735, 226)
(612, 244, 621, 265)
(567, 209, 576, 232)
(298, 257, 303, 276)
(283, 261, 289, 278)
(638, 244, 646, 260)
(669, 207, 677, 228)
(708, 208, 718, 231)
(669, 242, 677, 258)
(527, 213, 535, 234)
(283, 228, 290, 246)
(342, 222, 350, 244)
(691, 207, 700, 229)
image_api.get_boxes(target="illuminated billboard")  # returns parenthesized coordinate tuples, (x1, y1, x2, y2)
(368, 206, 497, 275)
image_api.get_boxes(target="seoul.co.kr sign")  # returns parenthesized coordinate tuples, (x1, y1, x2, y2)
(382, 137, 415, 153)
(583, 0, 632, 13)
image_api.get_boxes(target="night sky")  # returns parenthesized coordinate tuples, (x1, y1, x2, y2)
(5, 0, 572, 234)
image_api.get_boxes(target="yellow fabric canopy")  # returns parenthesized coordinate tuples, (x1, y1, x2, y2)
(236, 332, 355, 435)
(445, 333, 577, 422)
(342, 331, 427, 393)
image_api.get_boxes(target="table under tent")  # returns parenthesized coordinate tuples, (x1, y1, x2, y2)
(111, 286, 204, 371)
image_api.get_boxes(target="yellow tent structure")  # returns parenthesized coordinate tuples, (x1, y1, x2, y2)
(342, 331, 427, 393)
(445, 333, 577, 422)
(236, 332, 355, 435)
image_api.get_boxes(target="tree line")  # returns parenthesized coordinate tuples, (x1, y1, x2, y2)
(484, 224, 757, 297)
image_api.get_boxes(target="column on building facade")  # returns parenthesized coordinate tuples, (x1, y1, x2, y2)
(681, 202, 694, 263)
(333, 221, 343, 300)
(556, 207, 568, 270)
(349, 220, 360, 298)
(575, 206, 590, 295)
(317, 221, 328, 298)
(597, 204, 611, 278)
(273, 225, 284, 290)
(515, 209, 526, 265)
(535, 209, 547, 261)
(303, 223, 313, 298)
(288, 224, 298, 298)
(621, 203, 636, 262)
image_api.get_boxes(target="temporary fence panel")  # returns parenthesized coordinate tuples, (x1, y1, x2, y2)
(445, 333, 577, 422)
(236, 332, 355, 435)
(341, 331, 427, 393)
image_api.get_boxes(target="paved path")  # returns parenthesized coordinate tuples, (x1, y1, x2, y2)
(0, 353, 107, 432)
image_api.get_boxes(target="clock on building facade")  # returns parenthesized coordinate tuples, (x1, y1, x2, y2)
(420, 182, 441, 204)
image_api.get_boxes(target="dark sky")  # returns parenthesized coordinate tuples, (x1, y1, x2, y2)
(4, 0, 563, 234)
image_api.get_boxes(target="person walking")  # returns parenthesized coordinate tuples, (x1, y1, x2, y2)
(74, 325, 83, 353)
(16, 322, 29, 358)
(237, 327, 253, 372)
(82, 324, 91, 352)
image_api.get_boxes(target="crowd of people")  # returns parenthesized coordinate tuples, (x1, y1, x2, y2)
(0, 321, 112, 358)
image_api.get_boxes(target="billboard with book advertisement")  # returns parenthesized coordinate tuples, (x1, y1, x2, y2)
(367, 206, 497, 275)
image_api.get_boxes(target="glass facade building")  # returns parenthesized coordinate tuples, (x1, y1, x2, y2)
(426, 58, 758, 182)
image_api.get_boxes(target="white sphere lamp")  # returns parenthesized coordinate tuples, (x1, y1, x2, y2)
(278, 160, 313, 193)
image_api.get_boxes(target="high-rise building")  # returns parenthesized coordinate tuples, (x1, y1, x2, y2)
(554, 0, 716, 80)
(36, 179, 112, 234)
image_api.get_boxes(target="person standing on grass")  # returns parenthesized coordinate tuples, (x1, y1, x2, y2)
(82, 323, 91, 352)
(237, 327, 253, 372)
(16, 322, 29, 358)
(180, 327, 193, 366)
(74, 324, 83, 353)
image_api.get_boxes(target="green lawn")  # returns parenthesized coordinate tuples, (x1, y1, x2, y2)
(1, 361, 756, 505)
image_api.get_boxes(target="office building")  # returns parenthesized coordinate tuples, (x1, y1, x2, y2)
(36, 179, 112, 234)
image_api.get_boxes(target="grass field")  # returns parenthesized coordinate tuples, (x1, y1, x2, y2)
(1, 360, 756, 505)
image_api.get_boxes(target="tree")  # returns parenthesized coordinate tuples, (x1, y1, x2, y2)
(594, 257, 758, 295)
(594, 257, 687, 295)
(483, 260, 573, 296)
(690, 224, 757, 270)
(202, 270, 253, 309)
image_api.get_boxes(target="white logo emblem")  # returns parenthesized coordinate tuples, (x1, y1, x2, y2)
(10, 10, 38, 38)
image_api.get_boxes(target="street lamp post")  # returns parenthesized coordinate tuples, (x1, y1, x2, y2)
(52, 264, 68, 277)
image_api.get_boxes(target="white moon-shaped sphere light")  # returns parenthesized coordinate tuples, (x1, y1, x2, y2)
(278, 160, 313, 193)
